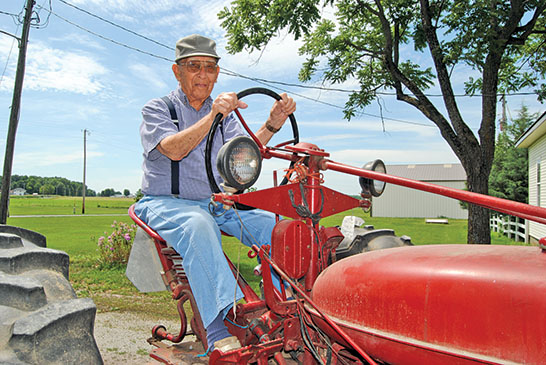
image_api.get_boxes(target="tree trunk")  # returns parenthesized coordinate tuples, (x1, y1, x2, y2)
(466, 162, 491, 244)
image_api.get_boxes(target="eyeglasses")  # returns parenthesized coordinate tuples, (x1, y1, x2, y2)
(179, 60, 218, 74)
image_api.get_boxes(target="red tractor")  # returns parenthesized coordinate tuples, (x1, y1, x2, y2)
(127, 88, 546, 364)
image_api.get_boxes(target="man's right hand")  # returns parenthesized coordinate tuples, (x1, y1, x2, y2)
(211, 92, 248, 120)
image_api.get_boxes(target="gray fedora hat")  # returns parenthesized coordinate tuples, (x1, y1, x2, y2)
(175, 34, 220, 62)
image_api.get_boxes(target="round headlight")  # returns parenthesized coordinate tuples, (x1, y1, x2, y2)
(216, 136, 262, 191)
(359, 159, 386, 197)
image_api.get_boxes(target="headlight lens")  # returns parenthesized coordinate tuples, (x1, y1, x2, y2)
(216, 136, 262, 191)
(359, 159, 386, 197)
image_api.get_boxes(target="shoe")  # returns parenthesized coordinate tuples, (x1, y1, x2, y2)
(214, 336, 242, 353)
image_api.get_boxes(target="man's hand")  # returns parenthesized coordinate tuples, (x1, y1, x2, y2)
(158, 92, 247, 161)
(212, 92, 248, 120)
(267, 93, 297, 132)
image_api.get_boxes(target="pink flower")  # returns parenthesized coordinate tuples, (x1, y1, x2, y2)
(124, 234, 131, 241)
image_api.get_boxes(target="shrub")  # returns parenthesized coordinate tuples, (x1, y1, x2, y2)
(97, 220, 137, 266)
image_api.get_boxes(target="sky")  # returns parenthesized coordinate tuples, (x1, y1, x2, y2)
(0, 0, 544, 196)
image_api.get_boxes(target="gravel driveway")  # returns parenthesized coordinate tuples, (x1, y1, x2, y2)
(94, 311, 202, 364)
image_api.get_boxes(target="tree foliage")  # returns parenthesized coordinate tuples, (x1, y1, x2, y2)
(219, 0, 546, 243)
(99, 188, 120, 197)
(7, 175, 96, 196)
(489, 105, 536, 203)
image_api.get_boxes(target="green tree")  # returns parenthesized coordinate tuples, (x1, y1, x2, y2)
(123, 189, 130, 197)
(25, 176, 41, 195)
(219, 0, 546, 244)
(56, 183, 66, 196)
(134, 188, 143, 202)
(100, 188, 117, 197)
(489, 105, 536, 203)
(39, 184, 55, 195)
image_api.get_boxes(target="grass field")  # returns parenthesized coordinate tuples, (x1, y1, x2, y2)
(4, 196, 525, 321)
(8, 195, 130, 216)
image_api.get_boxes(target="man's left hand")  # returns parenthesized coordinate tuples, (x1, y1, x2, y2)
(267, 93, 297, 132)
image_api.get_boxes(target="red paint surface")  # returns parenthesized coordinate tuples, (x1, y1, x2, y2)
(311, 244, 546, 364)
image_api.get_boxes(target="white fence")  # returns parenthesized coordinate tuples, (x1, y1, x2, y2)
(490, 214, 527, 243)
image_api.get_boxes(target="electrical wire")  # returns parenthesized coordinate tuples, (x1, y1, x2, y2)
(31, 0, 52, 29)
(0, 11, 19, 17)
(298, 310, 325, 365)
(57, 0, 171, 50)
(44, 0, 539, 100)
(27, 1, 541, 132)
(36, 5, 172, 62)
(0, 23, 19, 88)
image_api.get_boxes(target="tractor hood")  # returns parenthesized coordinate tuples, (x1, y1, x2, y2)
(311, 244, 546, 364)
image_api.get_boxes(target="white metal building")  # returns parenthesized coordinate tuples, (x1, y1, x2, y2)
(372, 163, 468, 219)
(515, 111, 546, 243)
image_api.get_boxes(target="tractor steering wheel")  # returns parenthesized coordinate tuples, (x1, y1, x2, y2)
(205, 87, 299, 206)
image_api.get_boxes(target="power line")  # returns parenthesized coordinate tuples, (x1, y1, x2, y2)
(0, 23, 20, 88)
(38, 5, 172, 62)
(30, 0, 53, 29)
(220, 69, 435, 127)
(29, 3, 437, 127)
(32, 1, 538, 130)
(0, 11, 19, 17)
(22, 4, 465, 128)
(57, 0, 171, 50)
(43, 1, 539, 100)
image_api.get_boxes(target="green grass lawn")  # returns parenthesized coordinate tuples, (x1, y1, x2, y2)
(8, 195, 132, 216)
(4, 196, 527, 321)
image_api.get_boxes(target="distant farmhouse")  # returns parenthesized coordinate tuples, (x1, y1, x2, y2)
(10, 188, 26, 196)
(516, 111, 546, 243)
(372, 163, 467, 219)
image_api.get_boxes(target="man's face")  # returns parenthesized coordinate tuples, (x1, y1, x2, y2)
(173, 56, 219, 107)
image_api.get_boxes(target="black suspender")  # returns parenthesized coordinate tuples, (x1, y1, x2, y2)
(161, 96, 180, 196)
(160, 95, 226, 197)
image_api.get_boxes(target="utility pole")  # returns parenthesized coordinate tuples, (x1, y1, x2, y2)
(0, 0, 35, 224)
(82, 129, 89, 214)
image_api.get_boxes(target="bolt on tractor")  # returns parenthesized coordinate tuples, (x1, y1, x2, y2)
(126, 88, 546, 365)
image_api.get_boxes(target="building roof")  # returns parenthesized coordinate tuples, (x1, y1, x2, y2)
(515, 111, 546, 148)
(386, 163, 466, 181)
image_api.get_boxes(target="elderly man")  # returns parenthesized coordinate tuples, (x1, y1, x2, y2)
(134, 34, 296, 353)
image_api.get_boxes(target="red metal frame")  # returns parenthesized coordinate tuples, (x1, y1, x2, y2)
(129, 205, 207, 348)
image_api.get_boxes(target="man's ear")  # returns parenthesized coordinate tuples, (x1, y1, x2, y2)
(214, 66, 220, 83)
(172, 63, 180, 81)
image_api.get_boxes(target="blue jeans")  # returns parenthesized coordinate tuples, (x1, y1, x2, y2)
(134, 195, 276, 328)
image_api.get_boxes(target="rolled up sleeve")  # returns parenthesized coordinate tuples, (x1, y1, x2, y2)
(140, 98, 178, 158)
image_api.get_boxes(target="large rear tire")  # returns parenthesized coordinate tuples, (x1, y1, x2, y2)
(0, 225, 103, 364)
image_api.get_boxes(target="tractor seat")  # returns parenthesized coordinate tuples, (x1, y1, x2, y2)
(127, 204, 208, 346)
(127, 204, 185, 292)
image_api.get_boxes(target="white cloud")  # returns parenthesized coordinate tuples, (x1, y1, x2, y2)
(43, 30, 108, 52)
(15, 149, 103, 167)
(220, 34, 305, 80)
(129, 63, 169, 91)
(329, 147, 458, 167)
(70, 0, 178, 14)
(20, 42, 107, 94)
